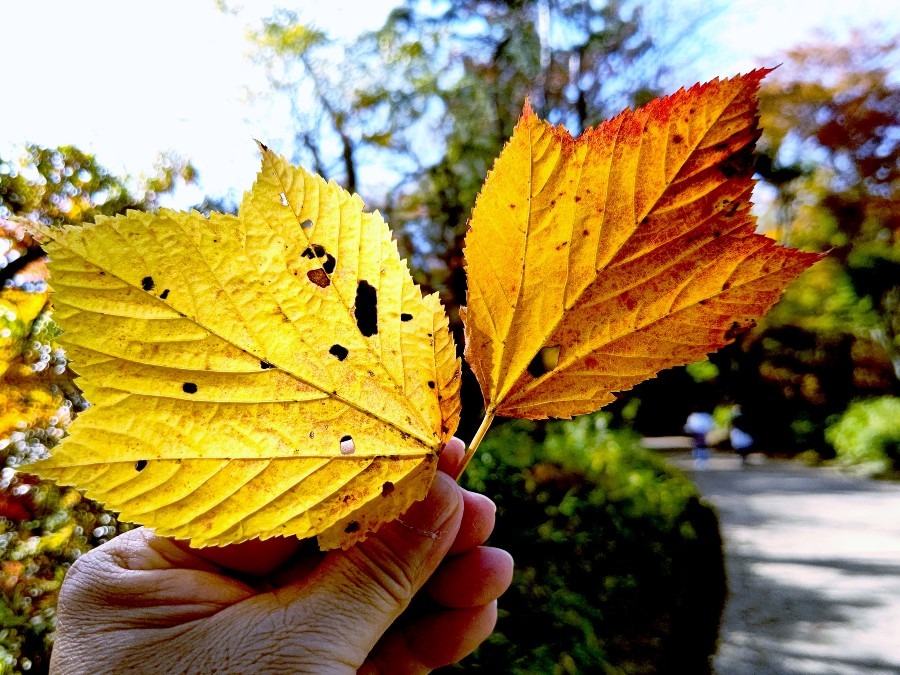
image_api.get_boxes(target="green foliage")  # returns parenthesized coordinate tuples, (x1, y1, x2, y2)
(457, 414, 725, 673)
(0, 146, 194, 227)
(685, 360, 719, 384)
(826, 396, 900, 475)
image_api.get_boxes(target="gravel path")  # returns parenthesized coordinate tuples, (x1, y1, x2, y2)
(668, 452, 900, 675)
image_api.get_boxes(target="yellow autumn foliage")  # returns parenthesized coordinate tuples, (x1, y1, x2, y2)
(28, 148, 460, 549)
(463, 71, 821, 420)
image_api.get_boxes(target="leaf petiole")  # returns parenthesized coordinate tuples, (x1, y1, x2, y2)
(452, 410, 496, 481)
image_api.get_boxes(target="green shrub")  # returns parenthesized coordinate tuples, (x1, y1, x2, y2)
(826, 396, 900, 475)
(452, 414, 726, 674)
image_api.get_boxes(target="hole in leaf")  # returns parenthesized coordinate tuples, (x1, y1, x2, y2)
(427, 381, 435, 389)
(527, 345, 561, 378)
(382, 481, 395, 497)
(182, 382, 198, 394)
(260, 360, 274, 370)
(301, 244, 327, 260)
(279, 192, 288, 206)
(329, 344, 349, 361)
(340, 435, 355, 455)
(141, 276, 155, 291)
(307, 269, 330, 288)
(135, 460, 148, 472)
(301, 245, 337, 281)
(354, 280, 378, 337)
(401, 313, 413, 322)
(345, 521, 360, 533)
(159, 289, 170, 300)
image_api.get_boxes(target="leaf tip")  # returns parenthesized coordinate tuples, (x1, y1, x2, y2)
(521, 97, 536, 120)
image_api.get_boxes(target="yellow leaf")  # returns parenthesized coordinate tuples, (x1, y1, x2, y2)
(26, 147, 460, 549)
(463, 71, 821, 421)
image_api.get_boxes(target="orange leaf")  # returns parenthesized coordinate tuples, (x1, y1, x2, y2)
(462, 71, 822, 420)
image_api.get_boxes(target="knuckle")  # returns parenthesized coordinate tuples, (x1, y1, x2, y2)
(344, 539, 418, 609)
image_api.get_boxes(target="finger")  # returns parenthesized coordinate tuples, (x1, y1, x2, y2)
(56, 529, 255, 627)
(177, 535, 302, 576)
(427, 547, 514, 608)
(361, 602, 498, 674)
(449, 490, 496, 555)
(297, 472, 464, 660)
(438, 436, 466, 475)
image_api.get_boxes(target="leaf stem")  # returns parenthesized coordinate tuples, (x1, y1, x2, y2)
(453, 410, 496, 482)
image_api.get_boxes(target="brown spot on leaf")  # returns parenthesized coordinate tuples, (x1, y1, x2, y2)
(344, 521, 360, 533)
(307, 269, 330, 288)
(673, 133, 684, 144)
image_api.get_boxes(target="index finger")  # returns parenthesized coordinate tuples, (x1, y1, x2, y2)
(439, 436, 466, 476)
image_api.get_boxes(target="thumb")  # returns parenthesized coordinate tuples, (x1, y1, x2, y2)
(305, 472, 464, 661)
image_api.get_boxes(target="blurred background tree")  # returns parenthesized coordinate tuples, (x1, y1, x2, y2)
(250, 0, 720, 438)
(583, 33, 900, 467)
(0, 147, 193, 673)
(715, 35, 899, 461)
(2, 0, 898, 671)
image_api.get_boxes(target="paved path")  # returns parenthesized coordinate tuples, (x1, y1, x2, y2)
(668, 452, 900, 675)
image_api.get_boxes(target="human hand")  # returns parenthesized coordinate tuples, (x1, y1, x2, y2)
(50, 438, 512, 674)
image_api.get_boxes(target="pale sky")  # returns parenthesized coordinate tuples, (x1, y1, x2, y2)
(1, 0, 897, 209)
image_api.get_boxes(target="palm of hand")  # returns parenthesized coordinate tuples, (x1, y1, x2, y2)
(50, 440, 511, 674)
